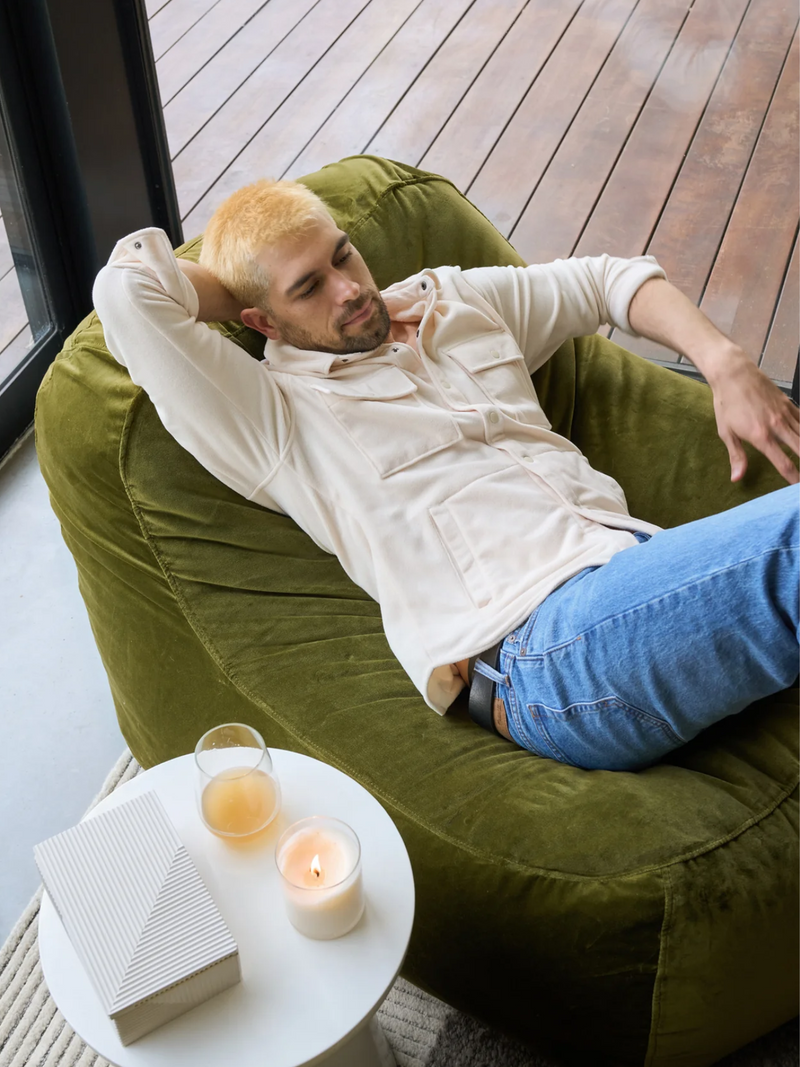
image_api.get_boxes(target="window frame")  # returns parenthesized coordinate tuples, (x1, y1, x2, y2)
(0, 0, 182, 458)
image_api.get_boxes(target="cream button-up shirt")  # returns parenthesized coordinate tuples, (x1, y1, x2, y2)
(93, 229, 666, 715)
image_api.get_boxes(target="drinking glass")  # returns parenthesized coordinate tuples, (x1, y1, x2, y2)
(195, 723, 281, 837)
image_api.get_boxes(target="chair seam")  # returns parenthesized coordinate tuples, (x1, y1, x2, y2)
(644, 866, 673, 1067)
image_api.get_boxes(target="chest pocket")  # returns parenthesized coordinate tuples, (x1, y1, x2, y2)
(309, 365, 462, 478)
(445, 332, 543, 422)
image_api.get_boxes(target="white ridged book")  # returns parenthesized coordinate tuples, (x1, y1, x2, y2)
(34, 790, 240, 1045)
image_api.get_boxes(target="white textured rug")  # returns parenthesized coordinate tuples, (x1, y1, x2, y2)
(1, 751, 797, 1067)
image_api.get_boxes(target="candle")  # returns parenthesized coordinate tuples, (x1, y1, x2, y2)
(276, 817, 365, 939)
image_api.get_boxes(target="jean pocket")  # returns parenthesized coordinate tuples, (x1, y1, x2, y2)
(527, 697, 685, 772)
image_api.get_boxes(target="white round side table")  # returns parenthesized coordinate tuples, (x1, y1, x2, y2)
(38, 750, 415, 1067)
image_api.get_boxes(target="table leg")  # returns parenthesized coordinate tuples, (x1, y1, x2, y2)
(318, 1015, 396, 1067)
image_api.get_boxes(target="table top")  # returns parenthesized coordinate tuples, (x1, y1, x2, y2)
(38, 750, 415, 1067)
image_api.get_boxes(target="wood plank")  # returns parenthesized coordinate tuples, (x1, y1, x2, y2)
(285, 0, 475, 182)
(419, 0, 584, 194)
(148, 0, 222, 62)
(163, 0, 318, 157)
(0, 269, 27, 356)
(365, 0, 529, 168)
(171, 0, 370, 221)
(760, 232, 799, 384)
(647, 0, 797, 301)
(699, 30, 799, 362)
(145, 0, 170, 20)
(0, 326, 32, 390)
(508, 0, 689, 265)
(467, 0, 641, 243)
(609, 0, 797, 364)
(573, 0, 751, 259)
(155, 0, 271, 105)
(182, 0, 424, 237)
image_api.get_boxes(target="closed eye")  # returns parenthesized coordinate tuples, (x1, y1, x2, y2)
(299, 249, 354, 299)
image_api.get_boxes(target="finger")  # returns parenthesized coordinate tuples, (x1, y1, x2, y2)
(762, 437, 800, 484)
(723, 432, 748, 482)
(773, 418, 800, 457)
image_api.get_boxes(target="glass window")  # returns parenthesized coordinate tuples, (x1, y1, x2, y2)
(0, 156, 54, 391)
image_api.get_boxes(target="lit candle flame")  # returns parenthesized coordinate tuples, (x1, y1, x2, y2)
(310, 854, 322, 880)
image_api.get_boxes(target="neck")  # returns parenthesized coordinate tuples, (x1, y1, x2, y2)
(388, 320, 419, 349)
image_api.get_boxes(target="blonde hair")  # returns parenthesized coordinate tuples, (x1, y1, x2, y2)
(199, 179, 330, 308)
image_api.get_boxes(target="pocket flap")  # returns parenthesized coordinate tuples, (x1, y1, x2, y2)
(308, 365, 417, 401)
(446, 334, 524, 374)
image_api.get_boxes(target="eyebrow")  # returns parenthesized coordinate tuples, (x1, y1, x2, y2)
(285, 232, 351, 297)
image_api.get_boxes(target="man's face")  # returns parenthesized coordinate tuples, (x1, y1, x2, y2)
(245, 214, 391, 354)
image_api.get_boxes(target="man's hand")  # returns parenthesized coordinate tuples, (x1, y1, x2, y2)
(628, 277, 799, 484)
(176, 259, 245, 323)
(707, 348, 799, 484)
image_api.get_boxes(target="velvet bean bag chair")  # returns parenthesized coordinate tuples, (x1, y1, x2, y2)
(35, 155, 798, 1067)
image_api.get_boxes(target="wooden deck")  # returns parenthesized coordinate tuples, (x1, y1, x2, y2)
(2, 0, 798, 387)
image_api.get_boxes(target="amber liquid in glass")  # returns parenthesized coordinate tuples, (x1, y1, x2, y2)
(201, 767, 277, 836)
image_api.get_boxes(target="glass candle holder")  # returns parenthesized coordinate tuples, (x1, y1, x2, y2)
(195, 723, 281, 838)
(276, 817, 365, 939)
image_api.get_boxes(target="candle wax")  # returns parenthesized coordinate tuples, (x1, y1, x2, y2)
(278, 823, 365, 939)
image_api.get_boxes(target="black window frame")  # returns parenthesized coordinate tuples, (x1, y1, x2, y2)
(0, 0, 182, 458)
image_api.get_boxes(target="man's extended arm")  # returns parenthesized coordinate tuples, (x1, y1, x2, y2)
(628, 277, 799, 485)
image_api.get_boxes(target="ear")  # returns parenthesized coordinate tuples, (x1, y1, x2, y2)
(241, 307, 280, 340)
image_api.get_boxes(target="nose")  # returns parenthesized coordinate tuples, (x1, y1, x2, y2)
(333, 272, 360, 305)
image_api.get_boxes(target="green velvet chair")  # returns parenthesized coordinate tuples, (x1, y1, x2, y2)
(35, 156, 798, 1067)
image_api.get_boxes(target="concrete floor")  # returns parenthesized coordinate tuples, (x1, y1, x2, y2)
(0, 428, 125, 945)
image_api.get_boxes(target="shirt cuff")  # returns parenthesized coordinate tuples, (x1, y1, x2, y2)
(108, 228, 200, 320)
(609, 256, 667, 336)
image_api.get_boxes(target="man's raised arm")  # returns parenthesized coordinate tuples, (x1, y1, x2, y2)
(93, 228, 289, 503)
(175, 259, 245, 323)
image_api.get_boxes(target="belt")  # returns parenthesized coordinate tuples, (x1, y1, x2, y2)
(467, 640, 505, 736)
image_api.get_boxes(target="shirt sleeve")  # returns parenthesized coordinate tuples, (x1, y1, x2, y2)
(92, 227, 289, 501)
(458, 254, 667, 374)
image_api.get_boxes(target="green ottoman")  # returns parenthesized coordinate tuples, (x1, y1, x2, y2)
(35, 155, 798, 1067)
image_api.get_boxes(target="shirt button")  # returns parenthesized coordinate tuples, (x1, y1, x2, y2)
(491, 350, 500, 360)
(442, 380, 452, 389)
(488, 410, 500, 424)
(393, 346, 399, 352)
(521, 453, 531, 460)
(134, 241, 142, 249)
(341, 358, 349, 363)
(421, 281, 427, 291)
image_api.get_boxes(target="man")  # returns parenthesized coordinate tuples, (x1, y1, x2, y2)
(93, 178, 799, 771)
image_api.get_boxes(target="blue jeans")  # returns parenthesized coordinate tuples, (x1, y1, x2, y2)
(485, 486, 799, 771)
